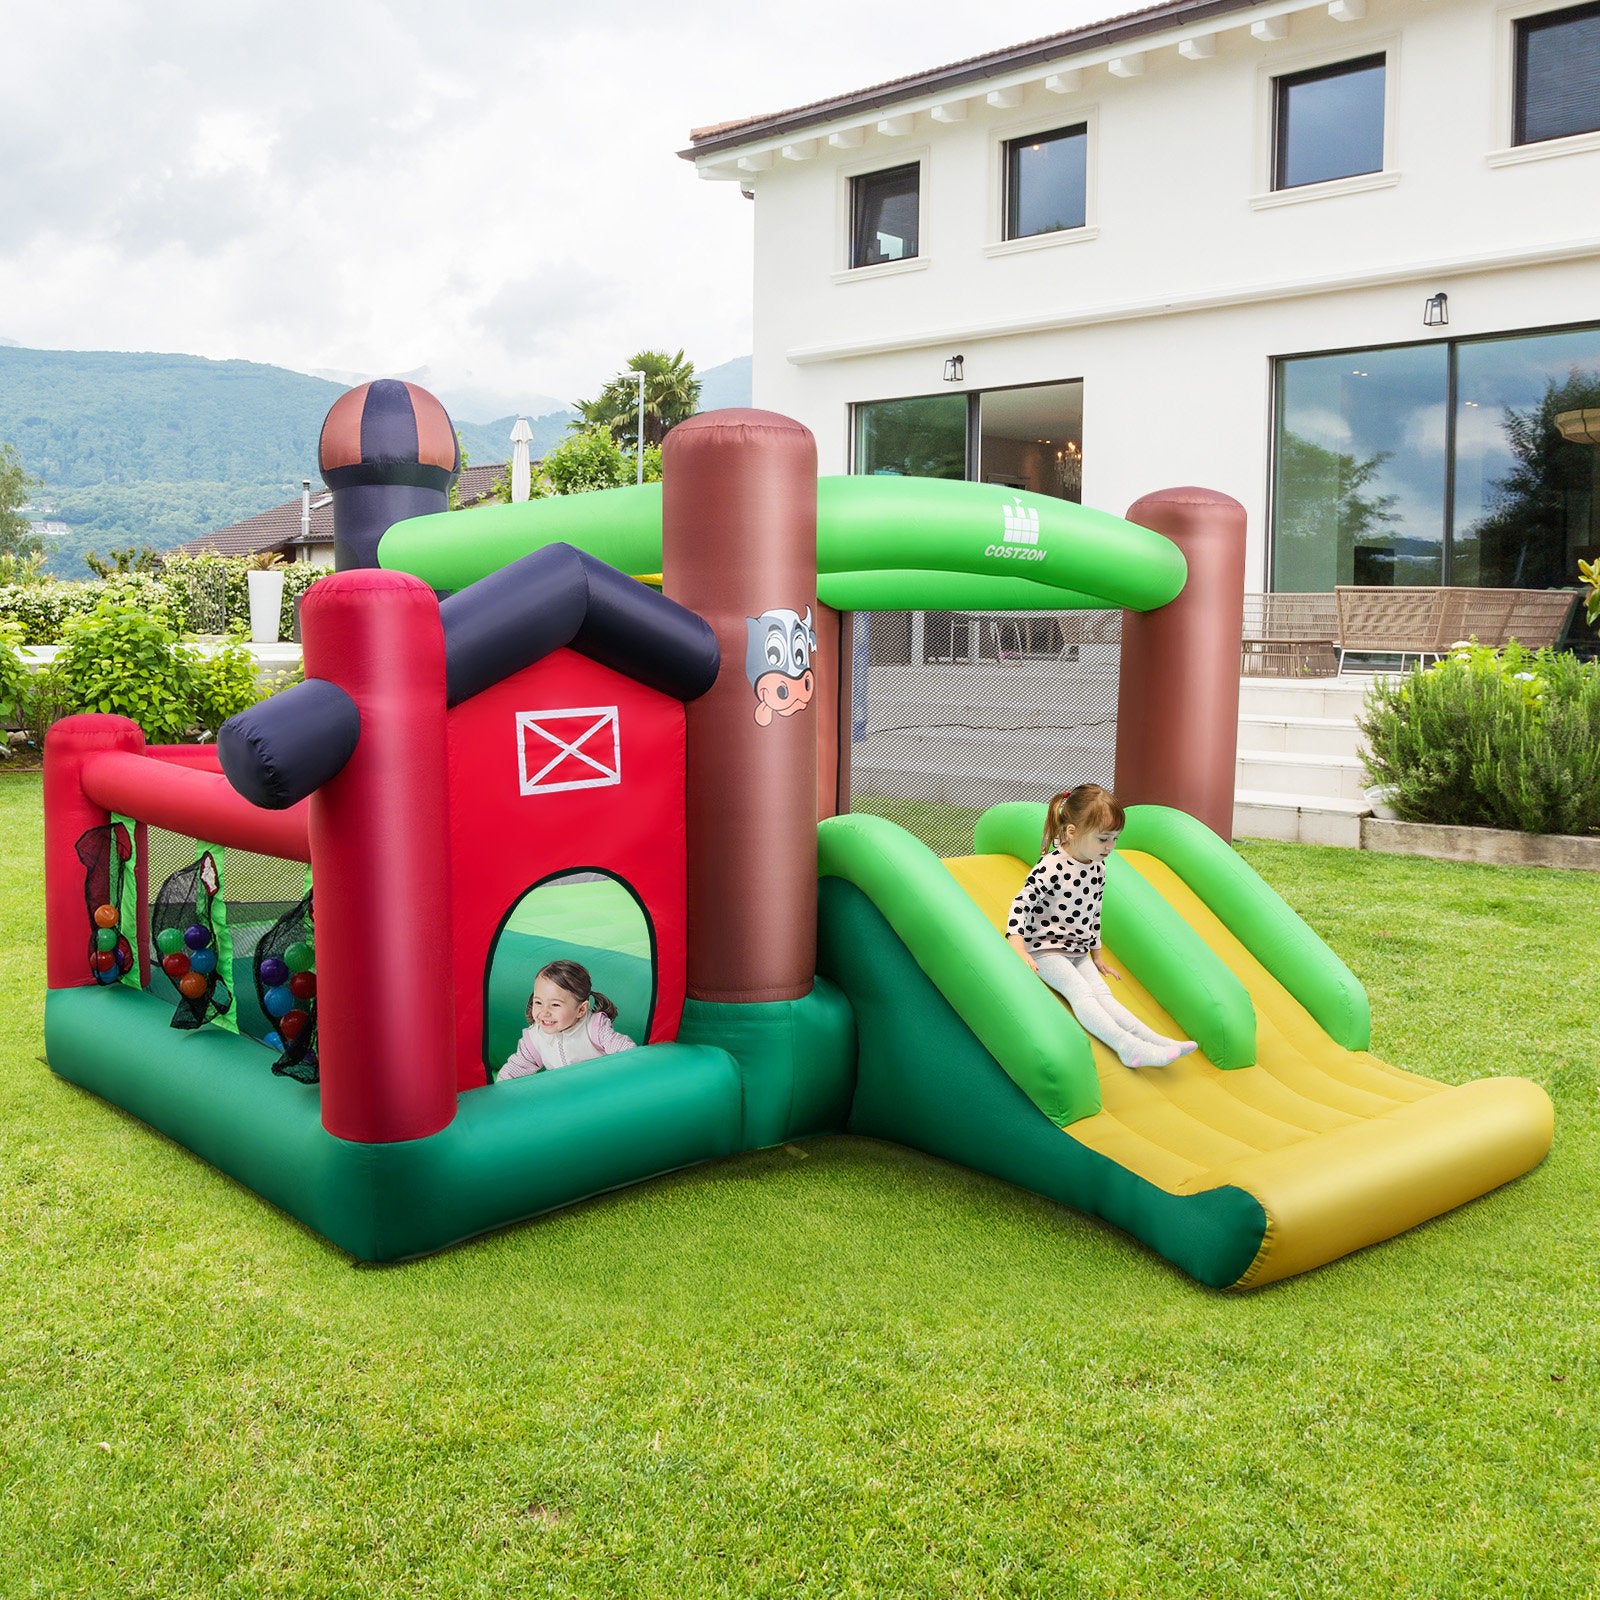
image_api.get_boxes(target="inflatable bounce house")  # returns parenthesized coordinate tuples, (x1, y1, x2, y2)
(41, 384, 1554, 1288)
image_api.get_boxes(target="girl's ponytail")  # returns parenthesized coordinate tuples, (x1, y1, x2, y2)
(1043, 788, 1075, 854)
(589, 989, 619, 1021)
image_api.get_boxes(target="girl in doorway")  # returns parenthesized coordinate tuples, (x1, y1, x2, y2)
(499, 958, 638, 1079)
(1007, 784, 1197, 1070)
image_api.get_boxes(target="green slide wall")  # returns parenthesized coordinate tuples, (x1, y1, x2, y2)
(816, 876, 1268, 1289)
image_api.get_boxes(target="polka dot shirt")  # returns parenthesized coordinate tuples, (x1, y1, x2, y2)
(1007, 849, 1105, 957)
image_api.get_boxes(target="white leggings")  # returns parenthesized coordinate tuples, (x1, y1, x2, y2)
(1033, 951, 1180, 1067)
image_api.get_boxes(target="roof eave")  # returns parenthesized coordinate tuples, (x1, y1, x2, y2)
(679, 0, 1271, 162)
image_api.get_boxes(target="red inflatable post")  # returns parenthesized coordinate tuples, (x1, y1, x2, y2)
(301, 569, 456, 1143)
(1114, 487, 1246, 840)
(44, 715, 147, 991)
(664, 411, 819, 1003)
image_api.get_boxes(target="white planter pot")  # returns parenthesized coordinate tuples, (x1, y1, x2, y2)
(247, 568, 287, 644)
(1364, 784, 1402, 821)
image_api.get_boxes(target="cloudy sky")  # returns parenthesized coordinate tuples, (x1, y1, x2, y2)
(3, 0, 1114, 419)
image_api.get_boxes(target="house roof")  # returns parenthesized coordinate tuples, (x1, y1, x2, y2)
(176, 463, 509, 560)
(682, 0, 1270, 158)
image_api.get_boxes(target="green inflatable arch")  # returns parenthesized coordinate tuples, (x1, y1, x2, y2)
(378, 476, 1186, 613)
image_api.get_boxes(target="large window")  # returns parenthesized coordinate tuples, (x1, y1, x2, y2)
(1274, 343, 1448, 590)
(1516, 2, 1600, 144)
(850, 163, 920, 268)
(1453, 327, 1600, 587)
(1004, 124, 1088, 239)
(854, 393, 968, 479)
(1273, 325, 1600, 597)
(852, 382, 1084, 494)
(1273, 55, 1386, 189)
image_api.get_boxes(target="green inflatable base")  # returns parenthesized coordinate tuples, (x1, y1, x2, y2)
(45, 985, 749, 1262)
(816, 877, 1268, 1290)
(676, 984, 857, 1148)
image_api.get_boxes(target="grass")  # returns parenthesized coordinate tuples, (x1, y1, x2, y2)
(3, 770, 1598, 1598)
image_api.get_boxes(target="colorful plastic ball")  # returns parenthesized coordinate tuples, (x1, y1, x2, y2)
(183, 924, 213, 950)
(155, 927, 184, 956)
(285, 941, 315, 974)
(94, 927, 119, 953)
(177, 972, 208, 1000)
(287, 970, 317, 1001)
(95, 968, 120, 986)
(91, 949, 117, 974)
(258, 956, 290, 987)
(161, 951, 192, 980)
(188, 946, 218, 977)
(279, 1009, 310, 1041)
(93, 904, 119, 929)
(263, 984, 294, 1019)
(114, 937, 134, 972)
(262, 1031, 284, 1050)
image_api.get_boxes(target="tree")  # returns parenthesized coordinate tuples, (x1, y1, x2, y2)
(535, 427, 662, 497)
(0, 442, 45, 583)
(573, 350, 700, 451)
(84, 545, 165, 578)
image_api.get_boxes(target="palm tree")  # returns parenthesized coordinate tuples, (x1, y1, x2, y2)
(573, 350, 701, 450)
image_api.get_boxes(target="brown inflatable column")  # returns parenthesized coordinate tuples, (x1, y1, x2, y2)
(1114, 487, 1245, 840)
(664, 410, 818, 1002)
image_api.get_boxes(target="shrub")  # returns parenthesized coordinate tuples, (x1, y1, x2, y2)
(53, 599, 200, 744)
(190, 631, 268, 733)
(14, 662, 79, 755)
(159, 553, 324, 638)
(1358, 642, 1600, 836)
(0, 622, 28, 726)
(0, 579, 92, 644)
(47, 599, 274, 746)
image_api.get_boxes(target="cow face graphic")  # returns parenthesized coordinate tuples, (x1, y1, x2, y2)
(745, 606, 816, 727)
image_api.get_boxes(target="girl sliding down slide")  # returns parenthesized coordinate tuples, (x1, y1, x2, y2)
(1007, 784, 1198, 1070)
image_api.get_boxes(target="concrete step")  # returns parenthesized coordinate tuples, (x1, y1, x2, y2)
(1236, 678, 1371, 721)
(1232, 789, 1369, 848)
(1237, 712, 1364, 759)
(1235, 749, 1370, 803)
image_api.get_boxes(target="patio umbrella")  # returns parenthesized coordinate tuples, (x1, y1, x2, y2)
(510, 417, 534, 502)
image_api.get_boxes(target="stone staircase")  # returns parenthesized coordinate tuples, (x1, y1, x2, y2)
(1232, 676, 1375, 846)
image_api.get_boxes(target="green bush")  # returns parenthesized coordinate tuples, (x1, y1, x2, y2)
(0, 558, 328, 645)
(53, 599, 200, 744)
(14, 661, 78, 754)
(46, 600, 272, 746)
(0, 578, 96, 644)
(0, 622, 28, 726)
(190, 631, 268, 733)
(1358, 641, 1600, 835)
(145, 553, 325, 639)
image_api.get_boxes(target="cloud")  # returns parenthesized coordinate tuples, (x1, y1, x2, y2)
(3, 0, 1107, 399)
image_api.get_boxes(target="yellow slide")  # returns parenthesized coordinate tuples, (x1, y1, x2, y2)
(943, 812, 1553, 1288)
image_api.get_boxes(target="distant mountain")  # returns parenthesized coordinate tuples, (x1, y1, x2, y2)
(697, 356, 753, 412)
(302, 363, 570, 426)
(0, 344, 751, 576)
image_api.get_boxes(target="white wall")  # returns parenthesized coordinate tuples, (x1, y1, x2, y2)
(713, 0, 1600, 586)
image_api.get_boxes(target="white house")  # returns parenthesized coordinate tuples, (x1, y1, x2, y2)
(683, 0, 1600, 609)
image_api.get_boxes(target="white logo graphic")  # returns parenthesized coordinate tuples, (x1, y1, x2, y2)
(516, 706, 622, 796)
(1002, 497, 1040, 545)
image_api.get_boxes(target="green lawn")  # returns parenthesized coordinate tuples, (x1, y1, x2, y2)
(3, 770, 1597, 1598)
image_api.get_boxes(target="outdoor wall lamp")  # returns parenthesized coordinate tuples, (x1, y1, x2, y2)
(1424, 292, 1449, 327)
(943, 353, 965, 383)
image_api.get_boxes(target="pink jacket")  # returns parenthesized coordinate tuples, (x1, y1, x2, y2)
(498, 1010, 637, 1079)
